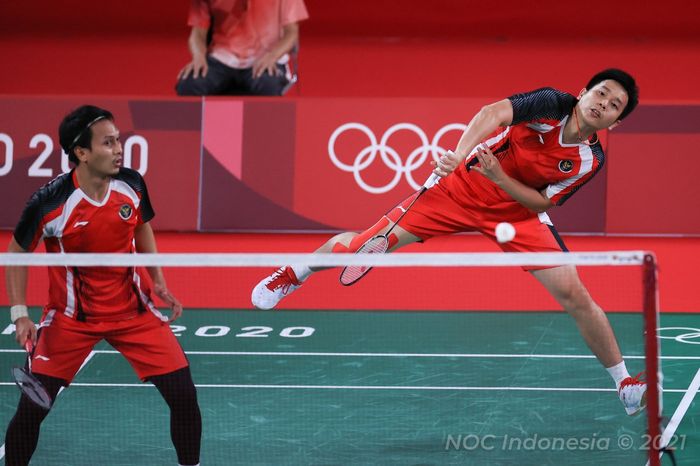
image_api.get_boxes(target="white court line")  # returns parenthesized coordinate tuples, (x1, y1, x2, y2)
(645, 367, 700, 466)
(177, 351, 700, 360)
(0, 351, 95, 461)
(2, 348, 699, 360)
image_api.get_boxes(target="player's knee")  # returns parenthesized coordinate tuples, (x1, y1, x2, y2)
(331, 232, 359, 253)
(387, 233, 400, 249)
(15, 395, 52, 424)
(559, 286, 595, 314)
(152, 366, 199, 408)
(330, 217, 393, 253)
(347, 232, 370, 252)
(346, 218, 392, 253)
(19, 373, 63, 417)
(174, 376, 198, 404)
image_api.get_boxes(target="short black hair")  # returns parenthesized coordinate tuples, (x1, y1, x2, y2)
(59, 105, 114, 165)
(586, 69, 639, 120)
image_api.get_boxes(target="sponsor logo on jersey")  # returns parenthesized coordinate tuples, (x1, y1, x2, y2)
(119, 204, 133, 220)
(73, 220, 89, 228)
(558, 160, 574, 173)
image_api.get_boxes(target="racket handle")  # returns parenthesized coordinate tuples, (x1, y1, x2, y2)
(24, 340, 33, 354)
(423, 172, 441, 189)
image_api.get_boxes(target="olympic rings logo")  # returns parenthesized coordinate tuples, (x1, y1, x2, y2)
(328, 122, 467, 194)
(657, 327, 700, 345)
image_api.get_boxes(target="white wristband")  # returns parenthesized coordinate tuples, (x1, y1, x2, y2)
(10, 305, 29, 323)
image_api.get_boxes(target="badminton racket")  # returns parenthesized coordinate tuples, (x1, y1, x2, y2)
(12, 340, 52, 410)
(340, 172, 440, 286)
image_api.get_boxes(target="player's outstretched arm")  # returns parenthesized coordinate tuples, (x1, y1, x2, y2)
(454, 99, 514, 164)
(134, 223, 183, 322)
(6, 237, 37, 346)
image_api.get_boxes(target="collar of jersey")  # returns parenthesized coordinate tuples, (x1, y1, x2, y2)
(558, 115, 589, 148)
(71, 170, 113, 207)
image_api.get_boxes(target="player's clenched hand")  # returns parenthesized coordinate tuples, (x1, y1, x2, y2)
(154, 284, 183, 322)
(431, 150, 460, 177)
(14, 317, 37, 347)
(472, 145, 506, 183)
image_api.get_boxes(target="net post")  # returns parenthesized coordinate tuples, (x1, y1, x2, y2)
(643, 253, 661, 466)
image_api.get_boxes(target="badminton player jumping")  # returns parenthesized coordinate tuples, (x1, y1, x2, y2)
(253, 69, 647, 416)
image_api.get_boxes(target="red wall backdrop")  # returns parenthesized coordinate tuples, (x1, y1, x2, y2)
(1, 1, 699, 99)
(4, 1, 698, 38)
(605, 105, 700, 234)
(2, 97, 698, 235)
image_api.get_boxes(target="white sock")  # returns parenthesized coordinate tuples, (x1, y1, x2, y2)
(607, 361, 631, 389)
(291, 264, 312, 282)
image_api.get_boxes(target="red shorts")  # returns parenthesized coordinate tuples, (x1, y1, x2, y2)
(32, 310, 188, 384)
(386, 177, 566, 269)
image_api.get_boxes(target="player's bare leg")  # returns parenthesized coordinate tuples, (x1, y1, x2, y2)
(532, 265, 621, 366)
(251, 218, 420, 309)
(532, 265, 647, 414)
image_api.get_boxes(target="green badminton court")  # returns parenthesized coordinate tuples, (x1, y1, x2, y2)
(1, 308, 698, 465)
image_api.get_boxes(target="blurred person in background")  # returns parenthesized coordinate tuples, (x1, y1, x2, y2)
(176, 0, 309, 96)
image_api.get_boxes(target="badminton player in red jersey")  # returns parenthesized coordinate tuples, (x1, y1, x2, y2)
(5, 106, 201, 466)
(253, 69, 648, 416)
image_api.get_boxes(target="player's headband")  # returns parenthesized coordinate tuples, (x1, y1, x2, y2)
(69, 115, 108, 150)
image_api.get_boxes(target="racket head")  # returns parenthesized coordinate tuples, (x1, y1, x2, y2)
(339, 235, 389, 286)
(12, 366, 53, 410)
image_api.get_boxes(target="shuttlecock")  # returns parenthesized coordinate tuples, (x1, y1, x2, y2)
(495, 222, 516, 243)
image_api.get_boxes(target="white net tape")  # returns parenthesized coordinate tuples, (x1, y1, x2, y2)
(0, 251, 647, 267)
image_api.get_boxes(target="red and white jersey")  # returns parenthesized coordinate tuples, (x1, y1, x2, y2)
(14, 168, 156, 322)
(450, 87, 604, 224)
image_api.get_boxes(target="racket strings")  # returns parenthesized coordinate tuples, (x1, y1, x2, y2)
(340, 236, 389, 285)
(359, 237, 389, 254)
(13, 344, 54, 410)
(12, 367, 53, 409)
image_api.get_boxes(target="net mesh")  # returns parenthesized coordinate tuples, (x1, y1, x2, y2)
(0, 251, 663, 465)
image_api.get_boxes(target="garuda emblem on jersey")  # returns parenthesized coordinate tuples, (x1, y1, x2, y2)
(558, 160, 574, 173)
(119, 204, 133, 220)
